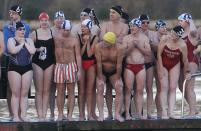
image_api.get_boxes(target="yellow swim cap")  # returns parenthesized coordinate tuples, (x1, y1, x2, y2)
(103, 32, 116, 45)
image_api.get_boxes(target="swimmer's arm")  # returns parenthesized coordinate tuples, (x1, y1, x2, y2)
(117, 25, 129, 43)
(7, 38, 24, 54)
(116, 46, 124, 79)
(88, 37, 98, 56)
(157, 37, 166, 70)
(75, 39, 82, 72)
(24, 38, 36, 55)
(181, 43, 190, 76)
(0, 32, 4, 57)
(30, 30, 36, 42)
(136, 37, 151, 56)
(95, 44, 103, 79)
(100, 22, 107, 40)
(189, 19, 197, 38)
(122, 36, 130, 53)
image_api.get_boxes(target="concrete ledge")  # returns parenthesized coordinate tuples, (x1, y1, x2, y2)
(1, 119, 201, 131)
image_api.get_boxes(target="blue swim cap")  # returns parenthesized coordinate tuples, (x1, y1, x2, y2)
(130, 18, 142, 28)
(54, 11, 65, 19)
(155, 19, 166, 30)
(61, 20, 72, 30)
(178, 13, 192, 21)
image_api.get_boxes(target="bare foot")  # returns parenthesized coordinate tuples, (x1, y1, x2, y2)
(105, 116, 113, 120)
(21, 117, 30, 122)
(114, 115, 124, 122)
(79, 117, 86, 121)
(88, 116, 96, 121)
(125, 115, 132, 120)
(57, 115, 64, 121)
(97, 116, 104, 122)
(161, 115, 169, 119)
(147, 115, 155, 119)
(67, 117, 75, 121)
(92, 114, 98, 120)
(13, 118, 21, 122)
(169, 115, 180, 119)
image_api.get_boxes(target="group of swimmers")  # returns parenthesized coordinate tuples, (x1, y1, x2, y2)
(0, 4, 201, 122)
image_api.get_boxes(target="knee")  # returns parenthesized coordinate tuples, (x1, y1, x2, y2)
(21, 91, 28, 98)
(135, 88, 143, 95)
(12, 91, 20, 98)
(96, 86, 104, 95)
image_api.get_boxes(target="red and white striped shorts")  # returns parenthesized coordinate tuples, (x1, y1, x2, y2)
(54, 62, 78, 83)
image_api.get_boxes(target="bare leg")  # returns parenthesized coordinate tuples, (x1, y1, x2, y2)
(8, 71, 21, 122)
(56, 83, 65, 121)
(135, 69, 146, 119)
(96, 78, 105, 121)
(49, 83, 56, 120)
(124, 69, 134, 120)
(105, 82, 113, 120)
(159, 68, 169, 119)
(110, 76, 124, 122)
(43, 65, 54, 119)
(185, 63, 197, 116)
(66, 83, 75, 121)
(32, 64, 44, 120)
(7, 84, 13, 120)
(20, 71, 33, 121)
(78, 70, 86, 121)
(145, 67, 154, 119)
(86, 66, 96, 120)
(168, 65, 180, 118)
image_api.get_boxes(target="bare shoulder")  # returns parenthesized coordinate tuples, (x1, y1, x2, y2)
(26, 38, 34, 43)
(179, 39, 187, 49)
(140, 33, 149, 42)
(160, 34, 169, 42)
(95, 42, 101, 49)
(71, 37, 79, 44)
(122, 35, 130, 41)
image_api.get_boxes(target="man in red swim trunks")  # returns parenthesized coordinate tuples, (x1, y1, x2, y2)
(122, 18, 151, 120)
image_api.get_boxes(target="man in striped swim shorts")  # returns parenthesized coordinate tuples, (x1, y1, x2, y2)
(54, 20, 82, 121)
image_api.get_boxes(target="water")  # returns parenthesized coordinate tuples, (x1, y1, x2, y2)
(0, 77, 201, 121)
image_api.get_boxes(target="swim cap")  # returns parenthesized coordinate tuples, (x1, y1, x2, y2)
(139, 14, 149, 21)
(81, 8, 91, 15)
(111, 6, 123, 16)
(178, 13, 192, 21)
(130, 18, 142, 28)
(103, 32, 116, 45)
(39, 12, 49, 20)
(155, 19, 166, 31)
(54, 11, 65, 19)
(172, 25, 184, 38)
(81, 19, 92, 29)
(16, 21, 24, 29)
(61, 20, 72, 30)
(122, 12, 130, 23)
(10, 5, 22, 16)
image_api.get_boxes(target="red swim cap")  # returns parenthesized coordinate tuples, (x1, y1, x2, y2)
(39, 12, 49, 20)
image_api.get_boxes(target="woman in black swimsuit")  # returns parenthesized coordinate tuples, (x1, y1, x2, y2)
(30, 12, 55, 121)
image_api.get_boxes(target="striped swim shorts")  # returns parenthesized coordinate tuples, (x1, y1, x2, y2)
(54, 62, 78, 83)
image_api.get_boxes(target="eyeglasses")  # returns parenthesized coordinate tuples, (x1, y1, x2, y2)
(17, 27, 25, 31)
(80, 12, 89, 17)
(9, 10, 18, 15)
(142, 21, 150, 24)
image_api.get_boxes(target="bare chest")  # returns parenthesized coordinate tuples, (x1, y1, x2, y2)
(101, 48, 117, 62)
